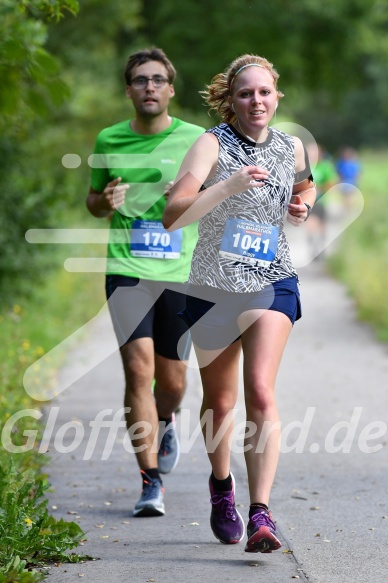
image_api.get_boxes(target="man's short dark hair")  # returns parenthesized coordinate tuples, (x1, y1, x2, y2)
(124, 47, 176, 85)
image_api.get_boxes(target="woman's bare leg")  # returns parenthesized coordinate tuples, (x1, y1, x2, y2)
(239, 309, 292, 505)
(195, 340, 241, 479)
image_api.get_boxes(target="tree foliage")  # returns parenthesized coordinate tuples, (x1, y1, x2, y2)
(0, 0, 79, 136)
(138, 0, 388, 147)
(0, 0, 80, 301)
(1, 0, 388, 301)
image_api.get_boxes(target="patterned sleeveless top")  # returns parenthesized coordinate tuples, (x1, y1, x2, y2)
(188, 123, 299, 292)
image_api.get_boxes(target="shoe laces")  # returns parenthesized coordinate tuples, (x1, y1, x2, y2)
(141, 472, 163, 500)
(159, 425, 174, 456)
(210, 491, 237, 520)
(250, 509, 276, 530)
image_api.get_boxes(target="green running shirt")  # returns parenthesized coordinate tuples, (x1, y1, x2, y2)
(90, 117, 204, 282)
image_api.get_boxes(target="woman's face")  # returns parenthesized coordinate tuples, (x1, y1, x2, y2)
(231, 67, 278, 133)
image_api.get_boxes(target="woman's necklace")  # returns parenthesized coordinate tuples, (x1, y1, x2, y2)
(236, 118, 268, 144)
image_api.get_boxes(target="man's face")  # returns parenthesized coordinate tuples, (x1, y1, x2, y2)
(126, 61, 175, 118)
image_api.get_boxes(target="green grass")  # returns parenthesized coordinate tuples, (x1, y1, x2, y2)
(328, 149, 388, 342)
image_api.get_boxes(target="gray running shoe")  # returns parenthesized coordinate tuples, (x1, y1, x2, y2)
(158, 413, 180, 474)
(133, 471, 165, 517)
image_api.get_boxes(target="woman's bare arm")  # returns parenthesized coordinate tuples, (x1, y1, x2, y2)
(287, 137, 316, 223)
(163, 133, 270, 231)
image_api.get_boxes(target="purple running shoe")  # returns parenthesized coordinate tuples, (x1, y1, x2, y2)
(209, 473, 245, 544)
(245, 509, 281, 553)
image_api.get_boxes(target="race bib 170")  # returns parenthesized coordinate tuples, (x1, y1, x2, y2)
(130, 220, 182, 259)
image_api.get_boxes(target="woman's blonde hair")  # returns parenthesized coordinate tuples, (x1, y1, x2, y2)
(201, 54, 284, 123)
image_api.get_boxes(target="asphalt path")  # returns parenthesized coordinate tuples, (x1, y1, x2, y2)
(40, 212, 388, 583)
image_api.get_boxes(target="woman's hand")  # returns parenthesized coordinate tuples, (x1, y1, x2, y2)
(225, 165, 270, 196)
(287, 194, 308, 226)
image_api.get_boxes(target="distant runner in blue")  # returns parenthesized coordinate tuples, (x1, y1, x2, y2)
(336, 146, 361, 210)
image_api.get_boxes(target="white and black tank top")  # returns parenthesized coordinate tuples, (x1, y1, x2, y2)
(188, 123, 307, 293)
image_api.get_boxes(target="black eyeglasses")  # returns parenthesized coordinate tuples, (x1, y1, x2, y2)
(129, 75, 170, 89)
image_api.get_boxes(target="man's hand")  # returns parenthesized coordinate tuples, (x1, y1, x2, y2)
(163, 181, 174, 200)
(102, 177, 129, 211)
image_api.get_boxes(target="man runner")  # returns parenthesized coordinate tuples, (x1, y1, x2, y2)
(86, 47, 204, 516)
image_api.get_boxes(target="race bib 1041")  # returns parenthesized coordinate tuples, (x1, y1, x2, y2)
(130, 220, 182, 259)
(219, 218, 278, 268)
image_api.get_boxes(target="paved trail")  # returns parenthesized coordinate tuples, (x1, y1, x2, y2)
(42, 217, 388, 582)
